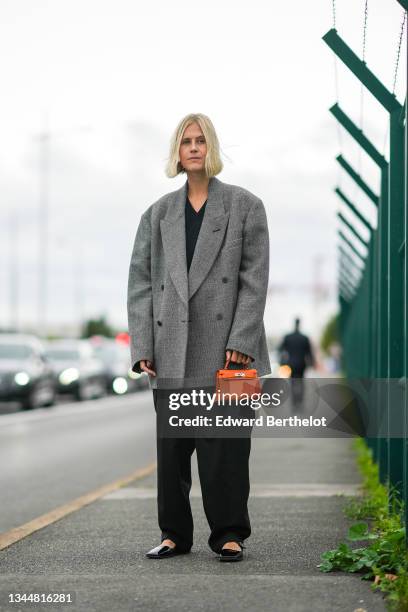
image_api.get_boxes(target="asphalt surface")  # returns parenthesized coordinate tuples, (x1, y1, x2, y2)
(0, 392, 388, 611)
(0, 391, 156, 532)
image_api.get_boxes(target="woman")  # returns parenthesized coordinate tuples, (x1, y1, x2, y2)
(127, 113, 270, 561)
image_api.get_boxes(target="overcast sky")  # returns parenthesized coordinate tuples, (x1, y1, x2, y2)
(0, 0, 406, 345)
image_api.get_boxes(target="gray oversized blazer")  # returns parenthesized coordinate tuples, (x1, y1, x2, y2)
(127, 175, 271, 390)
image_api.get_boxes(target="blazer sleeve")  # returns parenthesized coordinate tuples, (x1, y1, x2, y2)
(127, 211, 154, 373)
(226, 197, 269, 361)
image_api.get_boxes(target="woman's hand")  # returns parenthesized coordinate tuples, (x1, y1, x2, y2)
(139, 360, 157, 376)
(225, 349, 251, 366)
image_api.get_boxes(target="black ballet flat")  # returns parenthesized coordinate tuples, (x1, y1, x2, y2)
(146, 543, 189, 559)
(219, 542, 245, 562)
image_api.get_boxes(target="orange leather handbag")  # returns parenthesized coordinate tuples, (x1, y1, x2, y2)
(215, 355, 262, 403)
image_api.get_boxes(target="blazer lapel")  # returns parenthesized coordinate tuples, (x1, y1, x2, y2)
(160, 176, 229, 306)
(188, 177, 229, 300)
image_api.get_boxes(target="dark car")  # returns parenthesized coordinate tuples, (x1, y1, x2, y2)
(0, 333, 57, 410)
(44, 339, 107, 401)
(91, 338, 149, 394)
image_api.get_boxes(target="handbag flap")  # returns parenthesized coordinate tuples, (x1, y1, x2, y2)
(216, 368, 258, 379)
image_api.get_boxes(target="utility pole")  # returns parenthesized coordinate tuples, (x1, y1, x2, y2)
(74, 241, 85, 336)
(37, 113, 50, 338)
(312, 254, 325, 338)
(9, 211, 19, 331)
(33, 119, 93, 338)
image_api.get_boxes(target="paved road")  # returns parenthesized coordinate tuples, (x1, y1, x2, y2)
(0, 391, 156, 532)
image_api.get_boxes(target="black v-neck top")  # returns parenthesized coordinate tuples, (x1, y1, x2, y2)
(185, 196, 207, 272)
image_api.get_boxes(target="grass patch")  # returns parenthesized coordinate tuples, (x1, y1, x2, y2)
(317, 437, 408, 611)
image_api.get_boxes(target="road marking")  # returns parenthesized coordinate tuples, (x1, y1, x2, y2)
(0, 462, 157, 551)
(102, 483, 363, 500)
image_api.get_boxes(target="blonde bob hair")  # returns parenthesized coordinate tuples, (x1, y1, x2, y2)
(165, 113, 223, 178)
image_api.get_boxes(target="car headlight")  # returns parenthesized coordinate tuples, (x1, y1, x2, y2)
(59, 368, 79, 385)
(112, 377, 128, 394)
(14, 371, 30, 386)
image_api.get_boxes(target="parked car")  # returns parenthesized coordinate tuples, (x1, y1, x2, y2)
(44, 339, 107, 401)
(91, 338, 149, 394)
(0, 333, 57, 410)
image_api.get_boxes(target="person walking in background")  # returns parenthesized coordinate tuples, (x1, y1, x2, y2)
(127, 113, 271, 561)
(278, 317, 316, 407)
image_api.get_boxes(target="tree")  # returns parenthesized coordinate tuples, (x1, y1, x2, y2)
(320, 313, 339, 353)
(81, 315, 114, 338)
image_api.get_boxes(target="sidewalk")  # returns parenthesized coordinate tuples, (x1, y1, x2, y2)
(0, 436, 387, 612)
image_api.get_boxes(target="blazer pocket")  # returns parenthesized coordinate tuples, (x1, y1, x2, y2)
(222, 237, 243, 251)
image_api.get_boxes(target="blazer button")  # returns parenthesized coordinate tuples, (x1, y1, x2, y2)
(222, 277, 228, 283)
(161, 284, 164, 290)
(216, 313, 223, 320)
(157, 320, 162, 326)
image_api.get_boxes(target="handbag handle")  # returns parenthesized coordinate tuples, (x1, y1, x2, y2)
(224, 354, 250, 369)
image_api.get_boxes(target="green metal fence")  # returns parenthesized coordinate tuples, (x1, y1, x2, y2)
(322, 2, 407, 538)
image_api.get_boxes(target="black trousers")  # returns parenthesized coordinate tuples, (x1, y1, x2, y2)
(152, 389, 252, 553)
